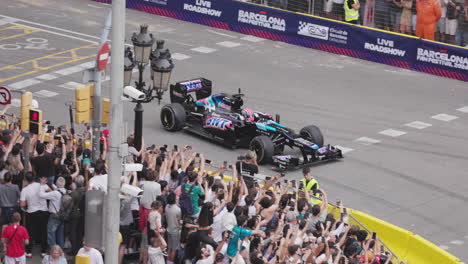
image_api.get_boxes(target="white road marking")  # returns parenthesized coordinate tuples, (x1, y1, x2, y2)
(35, 74, 57, 81)
(0, 15, 133, 46)
(171, 53, 191, 61)
(206, 29, 237, 38)
(456, 106, 468, 113)
(87, 4, 103, 8)
(241, 35, 265, 42)
(191, 46, 217, 53)
(78, 61, 96, 69)
(439, 245, 450, 250)
(10, 98, 21, 107)
(11, 22, 97, 44)
(379, 129, 407, 137)
(405, 121, 432, 130)
(0, 14, 100, 40)
(450, 240, 465, 245)
(59, 81, 83, 90)
(431, 113, 459, 122)
(55, 66, 86, 76)
(8, 79, 41, 90)
(335, 145, 354, 154)
(216, 41, 241, 48)
(318, 63, 344, 69)
(33, 89, 58, 98)
(355, 137, 381, 146)
(0, 17, 16, 25)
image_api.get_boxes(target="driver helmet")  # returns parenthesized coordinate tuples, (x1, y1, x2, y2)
(241, 108, 255, 122)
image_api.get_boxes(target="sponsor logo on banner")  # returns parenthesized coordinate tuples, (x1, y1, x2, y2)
(143, 0, 167, 5)
(183, 0, 222, 17)
(298, 21, 329, 40)
(238, 10, 286, 31)
(204, 117, 232, 131)
(297, 21, 348, 44)
(180, 79, 203, 92)
(416, 48, 468, 70)
(364, 38, 406, 57)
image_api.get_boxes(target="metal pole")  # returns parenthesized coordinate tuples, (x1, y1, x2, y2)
(133, 102, 143, 154)
(105, 0, 125, 263)
(92, 10, 112, 162)
(22, 132, 30, 171)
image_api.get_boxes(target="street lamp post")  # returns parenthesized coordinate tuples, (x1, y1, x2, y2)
(125, 25, 175, 153)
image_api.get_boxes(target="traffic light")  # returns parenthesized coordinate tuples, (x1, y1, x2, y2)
(102, 98, 110, 125)
(29, 109, 42, 135)
(21, 92, 32, 132)
(75, 84, 92, 124)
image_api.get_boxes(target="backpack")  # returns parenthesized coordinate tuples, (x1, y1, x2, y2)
(52, 190, 74, 222)
(70, 188, 86, 220)
(180, 184, 196, 216)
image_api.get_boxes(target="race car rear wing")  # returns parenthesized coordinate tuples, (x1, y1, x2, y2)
(169, 78, 212, 104)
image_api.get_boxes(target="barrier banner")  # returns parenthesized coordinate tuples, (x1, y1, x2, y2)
(95, 0, 468, 81)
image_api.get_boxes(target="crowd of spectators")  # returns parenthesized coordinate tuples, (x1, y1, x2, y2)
(247, 0, 468, 46)
(0, 104, 397, 264)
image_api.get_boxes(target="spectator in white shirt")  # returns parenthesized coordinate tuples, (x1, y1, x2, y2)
(77, 244, 104, 264)
(88, 160, 108, 193)
(39, 176, 68, 249)
(20, 172, 49, 257)
(148, 231, 167, 264)
(221, 202, 237, 232)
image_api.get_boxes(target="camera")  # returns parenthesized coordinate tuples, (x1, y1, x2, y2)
(146, 144, 156, 151)
(120, 184, 143, 198)
(123, 86, 145, 100)
(237, 155, 246, 161)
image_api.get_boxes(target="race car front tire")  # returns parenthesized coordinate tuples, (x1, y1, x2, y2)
(160, 103, 186, 131)
(300, 125, 324, 147)
(250, 135, 274, 165)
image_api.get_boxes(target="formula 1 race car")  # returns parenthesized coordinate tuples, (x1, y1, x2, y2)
(160, 78, 343, 170)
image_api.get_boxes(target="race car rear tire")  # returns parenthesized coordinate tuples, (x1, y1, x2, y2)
(250, 135, 274, 165)
(300, 125, 324, 147)
(160, 103, 186, 131)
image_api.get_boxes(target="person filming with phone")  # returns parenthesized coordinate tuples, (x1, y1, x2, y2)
(235, 150, 258, 189)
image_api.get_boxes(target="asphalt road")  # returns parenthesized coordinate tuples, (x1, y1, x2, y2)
(1, 0, 468, 261)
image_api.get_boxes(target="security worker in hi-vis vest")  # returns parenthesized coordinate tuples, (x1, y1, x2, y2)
(301, 167, 321, 203)
(344, 0, 360, 24)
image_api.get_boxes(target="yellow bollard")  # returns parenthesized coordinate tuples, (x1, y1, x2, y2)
(75, 254, 90, 264)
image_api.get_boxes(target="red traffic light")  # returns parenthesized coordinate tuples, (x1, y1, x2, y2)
(31, 111, 39, 122)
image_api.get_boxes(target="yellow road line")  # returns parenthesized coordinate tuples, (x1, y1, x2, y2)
(0, 43, 97, 83)
(0, 25, 40, 41)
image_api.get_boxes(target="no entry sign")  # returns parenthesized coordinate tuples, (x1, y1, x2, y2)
(97, 42, 110, 71)
(0, 87, 12, 105)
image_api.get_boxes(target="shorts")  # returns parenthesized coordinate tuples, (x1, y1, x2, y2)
(445, 19, 458, 35)
(4, 255, 26, 264)
(437, 17, 446, 33)
(119, 225, 131, 245)
(325, 0, 334, 12)
(140, 232, 148, 249)
(389, 9, 401, 27)
(167, 232, 181, 250)
(332, 2, 345, 19)
(375, 9, 391, 29)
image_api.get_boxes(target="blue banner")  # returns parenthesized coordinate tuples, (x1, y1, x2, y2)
(95, 0, 468, 81)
